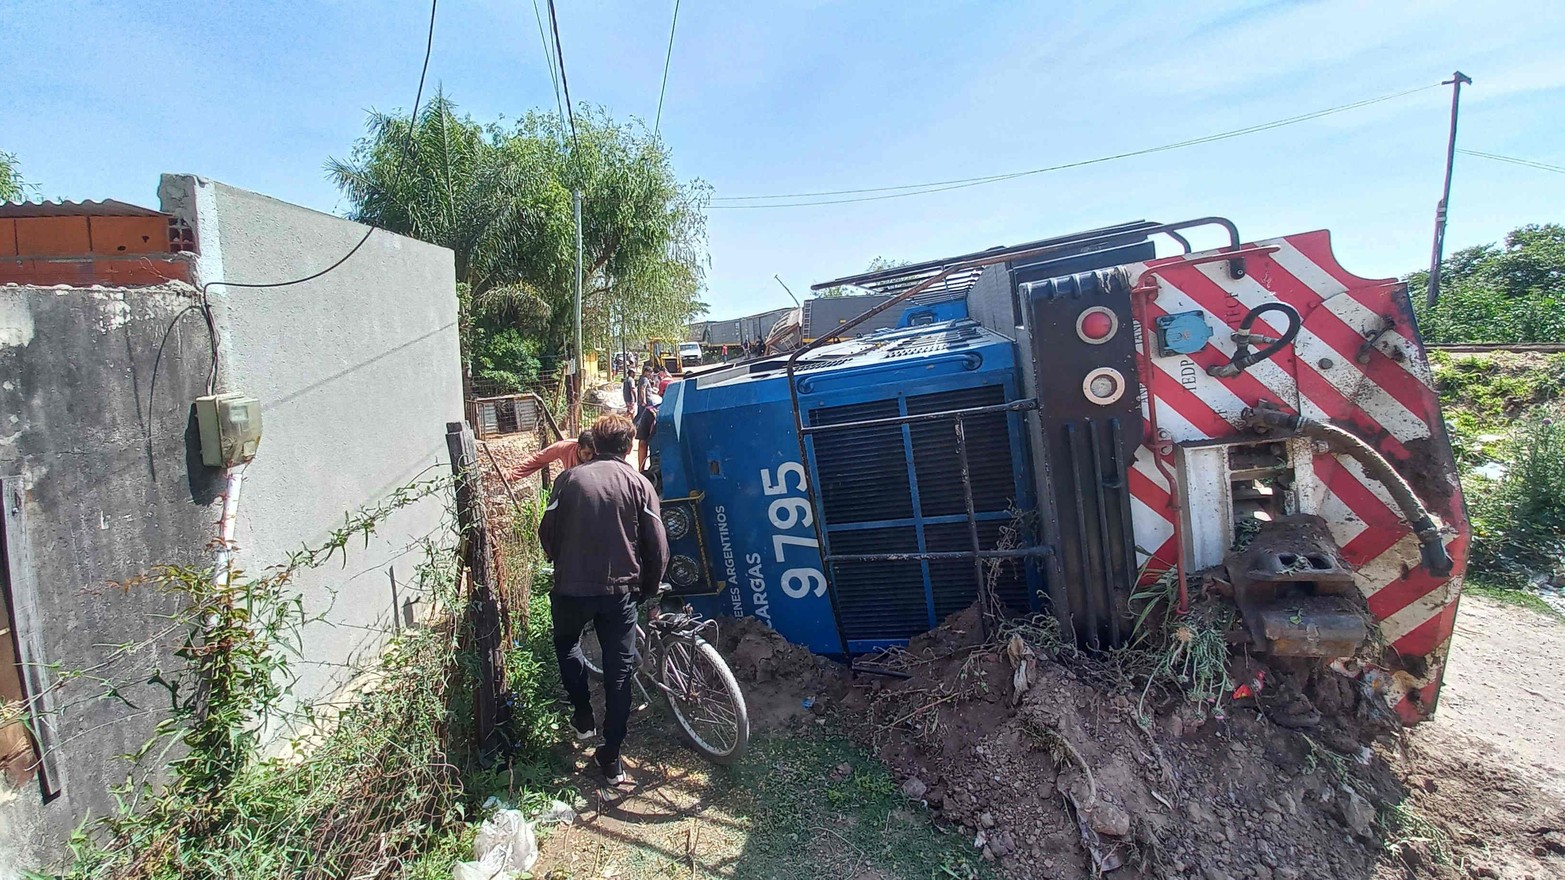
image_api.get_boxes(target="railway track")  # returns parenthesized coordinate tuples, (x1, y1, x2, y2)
(1427, 342, 1565, 353)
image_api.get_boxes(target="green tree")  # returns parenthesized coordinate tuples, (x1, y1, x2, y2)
(1412, 224, 1565, 344)
(0, 151, 28, 201)
(814, 256, 910, 297)
(327, 94, 708, 384)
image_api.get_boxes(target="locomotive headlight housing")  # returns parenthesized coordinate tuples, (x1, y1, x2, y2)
(1075, 306, 1119, 345)
(1083, 367, 1127, 405)
(668, 555, 701, 589)
(661, 505, 693, 540)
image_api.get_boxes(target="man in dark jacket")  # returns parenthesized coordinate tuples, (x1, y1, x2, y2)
(539, 413, 669, 784)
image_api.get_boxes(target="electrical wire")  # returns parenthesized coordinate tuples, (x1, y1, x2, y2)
(1458, 149, 1565, 175)
(151, 0, 438, 419)
(546, 0, 581, 155)
(530, 0, 567, 131)
(654, 0, 682, 137)
(709, 82, 1441, 208)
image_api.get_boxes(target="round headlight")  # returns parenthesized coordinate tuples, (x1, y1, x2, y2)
(668, 555, 701, 588)
(661, 505, 692, 540)
(1075, 306, 1119, 345)
(1082, 367, 1127, 405)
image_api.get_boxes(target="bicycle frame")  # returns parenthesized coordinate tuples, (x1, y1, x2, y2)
(635, 608, 719, 702)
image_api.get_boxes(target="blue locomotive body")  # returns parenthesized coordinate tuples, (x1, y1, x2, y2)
(650, 319, 1037, 658)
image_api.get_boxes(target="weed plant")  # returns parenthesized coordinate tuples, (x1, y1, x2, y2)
(50, 477, 576, 879)
(1466, 409, 1565, 588)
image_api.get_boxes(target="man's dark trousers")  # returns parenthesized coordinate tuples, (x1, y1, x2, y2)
(551, 591, 639, 773)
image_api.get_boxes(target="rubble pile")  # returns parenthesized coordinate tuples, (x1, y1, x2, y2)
(721, 606, 1565, 880)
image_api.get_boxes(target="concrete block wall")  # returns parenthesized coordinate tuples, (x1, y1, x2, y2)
(0, 282, 218, 874)
(0, 177, 463, 875)
(158, 174, 464, 728)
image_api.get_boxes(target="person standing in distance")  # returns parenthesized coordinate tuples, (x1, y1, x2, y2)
(539, 413, 669, 786)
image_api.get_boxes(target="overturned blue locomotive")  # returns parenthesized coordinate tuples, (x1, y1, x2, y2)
(647, 221, 1166, 657)
(645, 215, 1469, 726)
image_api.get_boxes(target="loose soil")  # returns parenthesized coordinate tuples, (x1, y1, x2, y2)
(1435, 595, 1565, 799)
(532, 597, 1565, 880)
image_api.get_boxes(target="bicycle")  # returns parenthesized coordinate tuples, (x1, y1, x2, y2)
(576, 586, 749, 765)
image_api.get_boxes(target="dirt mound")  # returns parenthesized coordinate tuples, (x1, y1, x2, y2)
(714, 616, 850, 733)
(719, 605, 1565, 879)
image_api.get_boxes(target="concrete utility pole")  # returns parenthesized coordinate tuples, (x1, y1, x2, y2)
(573, 189, 584, 432)
(1426, 71, 1472, 309)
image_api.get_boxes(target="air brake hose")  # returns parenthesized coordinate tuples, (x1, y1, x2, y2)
(1245, 406, 1454, 576)
(1208, 302, 1301, 378)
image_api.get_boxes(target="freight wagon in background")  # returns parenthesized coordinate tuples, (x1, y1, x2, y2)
(648, 218, 1468, 724)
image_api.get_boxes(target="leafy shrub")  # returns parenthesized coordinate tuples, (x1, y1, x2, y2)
(1412, 223, 1565, 344)
(472, 324, 542, 392)
(1466, 410, 1565, 588)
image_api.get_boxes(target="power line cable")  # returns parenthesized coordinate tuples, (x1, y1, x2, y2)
(546, 0, 580, 155)
(530, 0, 567, 132)
(185, 0, 439, 395)
(709, 82, 1441, 208)
(654, 0, 682, 137)
(1458, 148, 1565, 175)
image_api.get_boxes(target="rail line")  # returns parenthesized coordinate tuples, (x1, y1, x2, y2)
(1426, 342, 1565, 353)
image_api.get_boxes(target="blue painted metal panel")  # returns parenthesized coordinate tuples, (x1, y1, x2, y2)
(898, 298, 969, 328)
(651, 319, 1039, 658)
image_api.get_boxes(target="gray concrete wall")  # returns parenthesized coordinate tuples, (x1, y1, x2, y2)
(0, 177, 462, 875)
(159, 175, 463, 728)
(0, 283, 218, 875)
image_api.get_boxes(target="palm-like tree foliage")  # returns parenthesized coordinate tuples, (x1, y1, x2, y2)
(0, 151, 28, 202)
(327, 94, 707, 389)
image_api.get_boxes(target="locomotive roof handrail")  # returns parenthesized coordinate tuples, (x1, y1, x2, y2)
(802, 399, 1039, 434)
(791, 217, 1240, 361)
(812, 220, 1160, 293)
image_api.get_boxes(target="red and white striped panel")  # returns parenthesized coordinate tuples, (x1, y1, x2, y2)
(1125, 230, 1469, 724)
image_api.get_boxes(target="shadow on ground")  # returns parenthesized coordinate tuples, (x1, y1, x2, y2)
(528, 706, 985, 880)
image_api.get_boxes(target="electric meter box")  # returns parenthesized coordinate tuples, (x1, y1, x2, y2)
(195, 393, 263, 467)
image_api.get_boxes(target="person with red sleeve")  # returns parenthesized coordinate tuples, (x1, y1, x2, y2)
(508, 430, 594, 482)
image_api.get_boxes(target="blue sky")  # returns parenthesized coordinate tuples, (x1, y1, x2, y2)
(4, 0, 1563, 320)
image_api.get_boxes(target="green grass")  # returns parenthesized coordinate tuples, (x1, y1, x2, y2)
(1463, 578, 1564, 620)
(723, 733, 987, 880)
(1431, 351, 1565, 468)
(522, 707, 987, 879)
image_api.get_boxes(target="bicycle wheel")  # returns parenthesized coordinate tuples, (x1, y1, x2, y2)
(662, 636, 749, 765)
(577, 623, 604, 679)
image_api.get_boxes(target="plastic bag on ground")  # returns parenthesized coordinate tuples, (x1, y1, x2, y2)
(535, 799, 577, 826)
(451, 808, 537, 880)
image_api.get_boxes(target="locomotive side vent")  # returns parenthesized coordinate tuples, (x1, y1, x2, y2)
(810, 385, 1030, 648)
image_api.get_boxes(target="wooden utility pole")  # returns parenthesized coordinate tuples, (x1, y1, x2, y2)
(446, 421, 504, 749)
(1426, 71, 1472, 308)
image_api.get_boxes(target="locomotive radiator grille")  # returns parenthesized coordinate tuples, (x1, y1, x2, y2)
(808, 386, 1032, 648)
